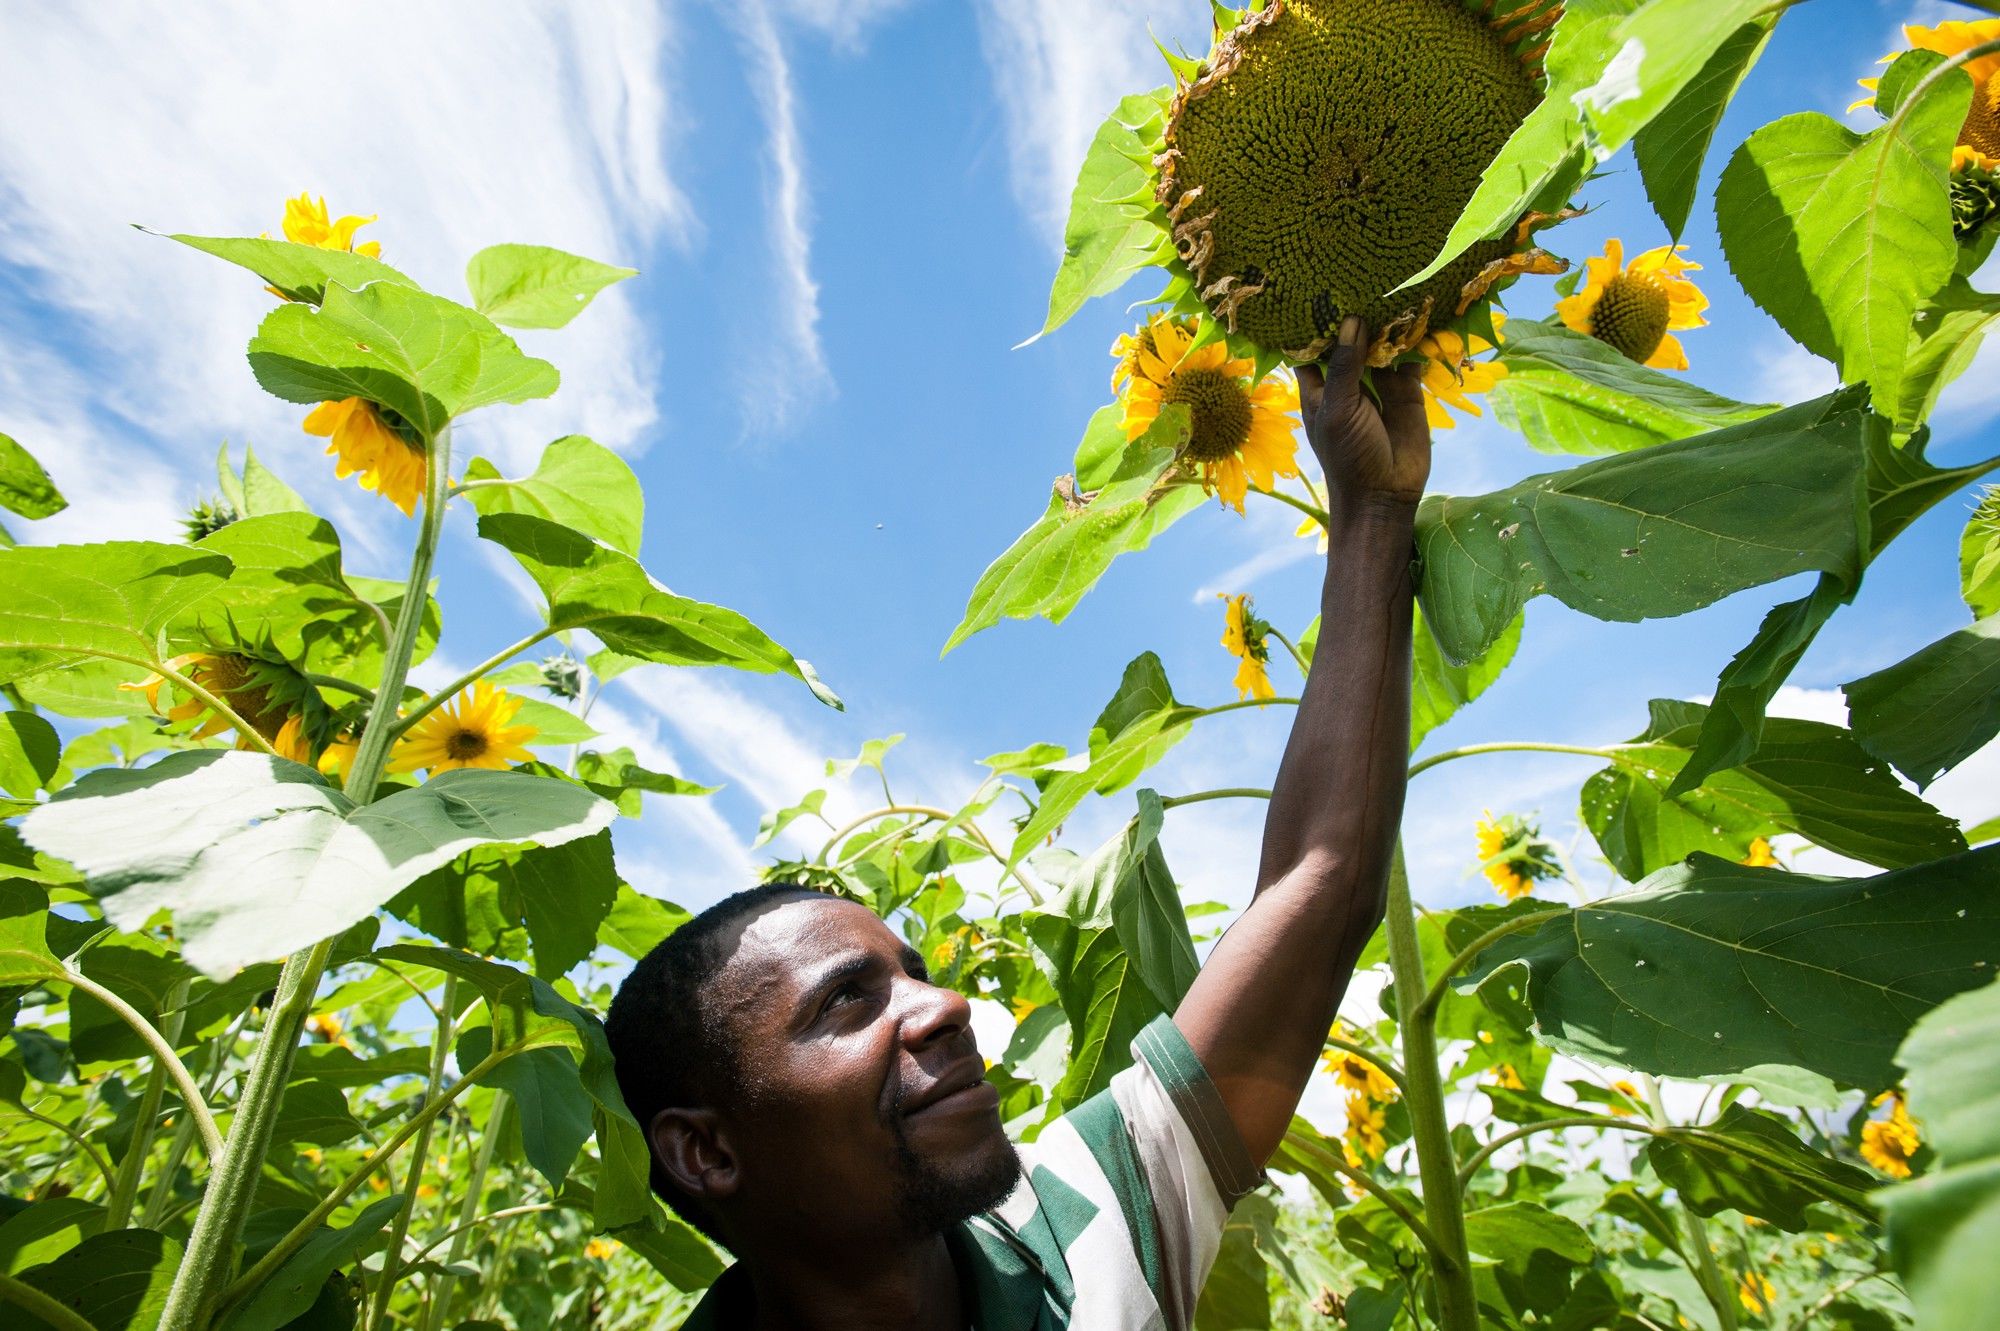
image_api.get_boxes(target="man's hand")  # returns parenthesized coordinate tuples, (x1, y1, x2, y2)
(1172, 314, 1427, 1167)
(1295, 316, 1433, 507)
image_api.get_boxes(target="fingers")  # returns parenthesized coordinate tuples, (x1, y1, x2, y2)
(1319, 315, 1369, 407)
(1296, 363, 1323, 424)
(1377, 361, 1433, 448)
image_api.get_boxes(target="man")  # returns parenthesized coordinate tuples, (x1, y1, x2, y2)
(606, 315, 1430, 1329)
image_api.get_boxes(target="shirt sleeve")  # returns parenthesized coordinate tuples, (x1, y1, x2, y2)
(1075, 1013, 1264, 1329)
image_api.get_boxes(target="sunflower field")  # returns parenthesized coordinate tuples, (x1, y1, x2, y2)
(2, 2, 1999, 1330)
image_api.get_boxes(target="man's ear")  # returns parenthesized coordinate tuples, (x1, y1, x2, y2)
(651, 1107, 739, 1204)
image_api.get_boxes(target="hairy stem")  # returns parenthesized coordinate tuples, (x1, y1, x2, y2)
(1383, 841, 1478, 1331)
(158, 426, 456, 1331)
(104, 977, 192, 1227)
(1157, 787, 1273, 810)
(367, 977, 458, 1331)
(420, 1091, 510, 1331)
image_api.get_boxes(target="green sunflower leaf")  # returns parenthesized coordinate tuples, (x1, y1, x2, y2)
(1715, 54, 1969, 414)
(1671, 427, 2000, 790)
(465, 243, 636, 330)
(1038, 88, 1172, 340)
(1844, 614, 2000, 790)
(19, 751, 617, 978)
(575, 747, 718, 818)
(1965, 488, 2000, 618)
(507, 697, 600, 746)
(945, 405, 1200, 653)
(1632, 18, 1774, 240)
(478, 512, 840, 709)
(1463, 843, 2000, 1088)
(0, 712, 60, 800)
(1411, 605, 1520, 752)
(1570, 0, 1775, 164)
(1897, 281, 2000, 436)
(193, 513, 387, 679)
(1645, 1104, 1874, 1230)
(1583, 699, 1964, 881)
(160, 231, 417, 304)
(461, 435, 644, 555)
(1879, 975, 2000, 1331)
(248, 280, 559, 440)
(0, 433, 66, 521)
(1397, 0, 1638, 291)
(455, 1026, 594, 1190)
(368, 943, 653, 1230)
(10, 1227, 181, 1331)
(222, 1195, 402, 1331)
(0, 541, 233, 699)
(1488, 318, 1776, 455)
(1417, 388, 1869, 665)
(597, 882, 691, 961)
(239, 444, 310, 517)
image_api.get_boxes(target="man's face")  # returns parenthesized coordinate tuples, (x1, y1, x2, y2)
(705, 895, 1021, 1244)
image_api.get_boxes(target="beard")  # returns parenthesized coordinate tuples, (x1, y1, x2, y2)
(886, 1113, 1023, 1236)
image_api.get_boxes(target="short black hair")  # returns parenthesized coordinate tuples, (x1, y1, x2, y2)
(605, 882, 823, 1245)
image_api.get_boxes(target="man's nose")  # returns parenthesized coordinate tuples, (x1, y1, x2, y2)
(899, 975, 973, 1050)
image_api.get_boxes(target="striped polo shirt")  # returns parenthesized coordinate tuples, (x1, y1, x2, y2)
(679, 1013, 1262, 1329)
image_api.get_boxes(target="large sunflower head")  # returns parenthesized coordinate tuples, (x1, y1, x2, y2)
(302, 398, 427, 517)
(390, 681, 539, 775)
(1554, 239, 1709, 370)
(1117, 315, 1300, 512)
(1855, 20, 2000, 174)
(1156, 0, 1567, 363)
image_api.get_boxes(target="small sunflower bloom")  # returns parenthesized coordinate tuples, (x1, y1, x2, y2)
(1737, 1270, 1775, 1317)
(1488, 1063, 1526, 1092)
(1474, 809, 1562, 901)
(1009, 997, 1040, 1023)
(303, 398, 427, 517)
(1117, 315, 1301, 514)
(306, 1012, 344, 1043)
(1606, 1079, 1643, 1117)
(1556, 239, 1709, 370)
(278, 192, 382, 258)
(1741, 837, 1778, 868)
(1219, 593, 1277, 702)
(131, 652, 317, 763)
(585, 1237, 619, 1262)
(1323, 1037, 1397, 1101)
(1415, 314, 1509, 430)
(317, 732, 362, 781)
(1342, 1090, 1388, 1168)
(1853, 20, 2000, 173)
(389, 681, 538, 775)
(1860, 1090, 1922, 1178)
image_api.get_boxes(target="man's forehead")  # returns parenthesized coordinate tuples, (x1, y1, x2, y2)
(716, 895, 896, 1000)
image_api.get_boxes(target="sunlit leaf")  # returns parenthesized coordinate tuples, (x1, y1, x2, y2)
(1879, 976, 2000, 1331)
(945, 407, 1201, 652)
(163, 231, 417, 304)
(575, 747, 717, 817)
(480, 512, 841, 708)
(0, 542, 232, 697)
(221, 1194, 402, 1331)
(11, 1228, 180, 1331)
(1488, 319, 1775, 456)
(1964, 488, 2000, 619)
(1897, 281, 2000, 435)
(0, 711, 59, 799)
(1715, 53, 1968, 412)
(457, 1027, 592, 1189)
(1411, 606, 1520, 752)
(248, 280, 559, 440)
(1571, 0, 1773, 162)
(21, 751, 616, 977)
(597, 883, 690, 961)
(1039, 89, 1171, 339)
(465, 243, 635, 330)
(1467, 844, 2000, 1087)
(0, 433, 66, 521)
(460, 435, 644, 555)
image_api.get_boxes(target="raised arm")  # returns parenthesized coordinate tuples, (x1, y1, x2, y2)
(1173, 316, 1432, 1165)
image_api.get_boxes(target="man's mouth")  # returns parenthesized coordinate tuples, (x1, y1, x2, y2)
(901, 1057, 999, 1119)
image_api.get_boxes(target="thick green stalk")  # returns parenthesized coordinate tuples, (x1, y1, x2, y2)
(141, 1009, 251, 1232)
(421, 1091, 509, 1331)
(1383, 841, 1479, 1331)
(366, 976, 458, 1331)
(156, 426, 456, 1331)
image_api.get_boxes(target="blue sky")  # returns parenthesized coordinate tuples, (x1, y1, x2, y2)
(1, 0, 1995, 936)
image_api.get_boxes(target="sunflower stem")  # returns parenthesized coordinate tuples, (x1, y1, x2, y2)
(366, 975, 458, 1330)
(388, 627, 558, 742)
(1383, 841, 1479, 1331)
(157, 426, 456, 1331)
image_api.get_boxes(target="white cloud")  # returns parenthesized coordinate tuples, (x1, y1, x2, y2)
(0, 1, 687, 544)
(974, 1, 1210, 243)
(1189, 500, 1319, 602)
(778, 0, 914, 48)
(1752, 340, 1839, 406)
(727, 0, 833, 433)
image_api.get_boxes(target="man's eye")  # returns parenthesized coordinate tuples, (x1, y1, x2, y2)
(825, 982, 866, 1012)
